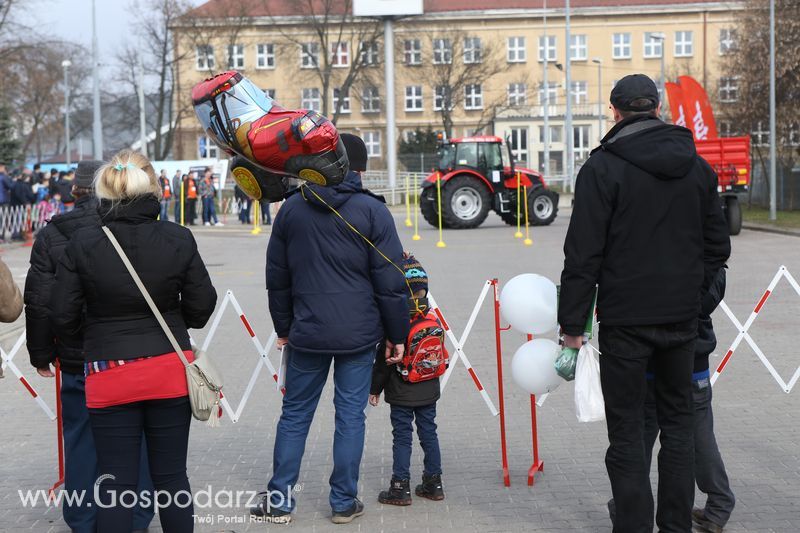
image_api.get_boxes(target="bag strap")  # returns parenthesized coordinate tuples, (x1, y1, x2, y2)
(101, 226, 191, 368)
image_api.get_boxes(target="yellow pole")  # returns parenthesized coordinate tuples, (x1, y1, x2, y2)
(404, 172, 412, 227)
(435, 171, 446, 248)
(523, 185, 533, 246)
(180, 179, 185, 226)
(412, 177, 421, 241)
(251, 200, 262, 235)
(514, 171, 523, 238)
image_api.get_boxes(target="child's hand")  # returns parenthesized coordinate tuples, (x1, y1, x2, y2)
(368, 394, 380, 407)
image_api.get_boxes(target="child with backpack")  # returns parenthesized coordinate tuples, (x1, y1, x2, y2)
(369, 254, 447, 506)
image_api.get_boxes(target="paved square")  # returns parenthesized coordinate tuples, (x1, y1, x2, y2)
(1, 207, 798, 532)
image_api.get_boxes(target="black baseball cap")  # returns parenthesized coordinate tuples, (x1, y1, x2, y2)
(610, 74, 659, 111)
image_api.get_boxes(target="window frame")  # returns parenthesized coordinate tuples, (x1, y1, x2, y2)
(361, 86, 380, 113)
(330, 41, 350, 68)
(364, 130, 381, 157)
(538, 35, 557, 62)
(227, 44, 244, 69)
(300, 42, 319, 69)
(433, 38, 453, 65)
(570, 34, 587, 61)
(612, 32, 632, 59)
(643, 32, 663, 59)
(332, 88, 351, 114)
(404, 39, 422, 65)
(718, 77, 739, 103)
(195, 45, 214, 70)
(463, 37, 482, 64)
(674, 30, 694, 58)
(301, 87, 321, 111)
(405, 85, 423, 111)
(464, 83, 483, 110)
(507, 83, 527, 107)
(256, 43, 275, 69)
(507, 36, 526, 63)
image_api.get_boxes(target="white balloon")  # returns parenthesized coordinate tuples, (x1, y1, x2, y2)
(510, 339, 564, 396)
(500, 274, 558, 335)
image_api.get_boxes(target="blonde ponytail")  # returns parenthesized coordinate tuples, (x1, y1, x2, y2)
(94, 150, 161, 201)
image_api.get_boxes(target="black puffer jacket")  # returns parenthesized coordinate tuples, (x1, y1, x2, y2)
(559, 115, 731, 335)
(25, 196, 100, 374)
(50, 196, 217, 364)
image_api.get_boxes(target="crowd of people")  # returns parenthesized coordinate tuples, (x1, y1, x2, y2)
(4, 74, 736, 533)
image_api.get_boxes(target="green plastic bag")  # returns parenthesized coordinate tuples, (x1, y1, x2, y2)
(555, 346, 579, 381)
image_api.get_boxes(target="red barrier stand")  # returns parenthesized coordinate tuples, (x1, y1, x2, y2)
(492, 279, 544, 487)
(48, 363, 65, 499)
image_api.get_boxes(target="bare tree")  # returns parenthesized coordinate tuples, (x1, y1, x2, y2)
(416, 30, 512, 138)
(116, 0, 193, 160)
(265, 0, 383, 124)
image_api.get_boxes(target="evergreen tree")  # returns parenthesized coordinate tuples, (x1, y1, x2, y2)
(0, 104, 20, 165)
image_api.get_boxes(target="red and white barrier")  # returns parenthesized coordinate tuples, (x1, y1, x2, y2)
(712, 265, 800, 393)
(0, 331, 56, 420)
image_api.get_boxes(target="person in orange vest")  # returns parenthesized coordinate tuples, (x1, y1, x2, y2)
(184, 172, 198, 225)
(158, 169, 171, 222)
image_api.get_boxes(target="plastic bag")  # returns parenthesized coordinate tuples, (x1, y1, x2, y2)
(554, 346, 579, 381)
(574, 344, 605, 422)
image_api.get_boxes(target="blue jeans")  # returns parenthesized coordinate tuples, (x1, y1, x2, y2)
(267, 347, 375, 513)
(389, 403, 442, 480)
(202, 197, 218, 224)
(61, 372, 154, 533)
(160, 199, 169, 222)
(174, 199, 182, 224)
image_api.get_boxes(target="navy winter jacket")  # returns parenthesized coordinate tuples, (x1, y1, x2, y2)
(266, 171, 409, 355)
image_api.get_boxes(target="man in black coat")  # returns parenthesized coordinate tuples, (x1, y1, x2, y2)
(558, 74, 731, 533)
(24, 160, 155, 533)
(252, 134, 409, 525)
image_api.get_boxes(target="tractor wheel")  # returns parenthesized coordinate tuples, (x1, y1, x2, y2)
(499, 188, 559, 227)
(441, 176, 492, 229)
(725, 196, 742, 236)
(528, 188, 558, 226)
(419, 187, 442, 228)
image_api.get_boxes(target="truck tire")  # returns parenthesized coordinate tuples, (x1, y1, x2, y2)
(441, 175, 492, 229)
(499, 187, 559, 227)
(420, 187, 442, 228)
(725, 196, 742, 236)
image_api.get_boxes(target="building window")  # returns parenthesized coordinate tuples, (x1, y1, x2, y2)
(752, 122, 769, 147)
(718, 121, 733, 138)
(434, 86, 452, 111)
(539, 125, 562, 143)
(301, 43, 319, 68)
(264, 89, 276, 99)
(571, 81, 588, 104)
(364, 131, 381, 157)
(538, 35, 556, 62)
(788, 123, 799, 147)
(195, 45, 214, 70)
(675, 31, 693, 57)
(570, 34, 587, 61)
(404, 39, 422, 65)
(433, 38, 452, 64)
(612, 33, 631, 59)
(227, 44, 244, 69)
(198, 135, 219, 159)
(361, 86, 380, 113)
(509, 127, 528, 164)
(463, 37, 482, 64)
(332, 88, 350, 113)
(507, 83, 527, 106)
(405, 86, 423, 111)
(256, 44, 275, 69)
(360, 41, 379, 66)
(643, 32, 663, 59)
(718, 77, 739, 103)
(538, 82, 558, 105)
(301, 88, 321, 111)
(507, 36, 526, 63)
(330, 42, 350, 67)
(719, 28, 737, 55)
(574, 125, 591, 162)
(464, 84, 483, 110)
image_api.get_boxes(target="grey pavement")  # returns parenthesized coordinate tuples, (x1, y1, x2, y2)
(1, 207, 799, 532)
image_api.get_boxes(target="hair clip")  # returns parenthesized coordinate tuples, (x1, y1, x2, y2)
(112, 163, 138, 171)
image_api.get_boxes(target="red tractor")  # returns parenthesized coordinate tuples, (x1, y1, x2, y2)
(420, 136, 559, 229)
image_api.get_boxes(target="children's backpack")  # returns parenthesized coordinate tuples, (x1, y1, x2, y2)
(398, 312, 449, 383)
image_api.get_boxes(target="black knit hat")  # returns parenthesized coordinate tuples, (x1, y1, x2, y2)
(340, 133, 368, 172)
(402, 253, 428, 296)
(75, 160, 105, 188)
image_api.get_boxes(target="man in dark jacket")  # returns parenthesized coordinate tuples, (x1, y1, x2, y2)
(0, 163, 12, 205)
(558, 74, 731, 533)
(252, 134, 409, 525)
(24, 160, 155, 533)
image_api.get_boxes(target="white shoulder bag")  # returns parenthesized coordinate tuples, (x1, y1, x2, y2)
(102, 226, 223, 426)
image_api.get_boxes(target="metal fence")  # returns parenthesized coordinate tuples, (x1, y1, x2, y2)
(748, 164, 800, 210)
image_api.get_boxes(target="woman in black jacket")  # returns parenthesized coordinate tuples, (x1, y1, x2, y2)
(51, 149, 217, 533)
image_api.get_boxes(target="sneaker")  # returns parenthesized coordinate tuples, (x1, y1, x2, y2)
(378, 478, 412, 506)
(204, 222, 211, 226)
(692, 508, 724, 533)
(215, 222, 224, 226)
(250, 493, 292, 525)
(415, 474, 445, 501)
(331, 498, 365, 524)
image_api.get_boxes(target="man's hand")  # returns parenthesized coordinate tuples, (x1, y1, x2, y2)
(276, 337, 288, 350)
(369, 394, 380, 407)
(385, 341, 405, 364)
(37, 366, 55, 378)
(563, 334, 584, 349)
